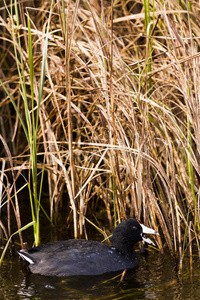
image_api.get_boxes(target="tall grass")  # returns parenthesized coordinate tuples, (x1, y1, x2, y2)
(0, 0, 200, 271)
(1, 0, 54, 246)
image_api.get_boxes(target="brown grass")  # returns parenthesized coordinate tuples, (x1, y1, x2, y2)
(1, 0, 200, 271)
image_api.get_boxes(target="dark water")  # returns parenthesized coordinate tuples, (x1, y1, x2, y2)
(1, 194, 200, 300)
(1, 249, 200, 299)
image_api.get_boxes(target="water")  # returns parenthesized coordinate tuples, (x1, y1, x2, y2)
(1, 195, 200, 299)
(1, 249, 200, 299)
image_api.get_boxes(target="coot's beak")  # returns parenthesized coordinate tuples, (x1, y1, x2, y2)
(140, 224, 159, 246)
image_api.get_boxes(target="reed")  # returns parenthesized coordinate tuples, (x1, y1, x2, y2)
(0, 0, 200, 271)
(1, 0, 54, 246)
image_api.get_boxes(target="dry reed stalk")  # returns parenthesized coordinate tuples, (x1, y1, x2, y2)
(65, 0, 81, 238)
(0, 159, 6, 244)
(0, 134, 23, 247)
(1, 0, 200, 270)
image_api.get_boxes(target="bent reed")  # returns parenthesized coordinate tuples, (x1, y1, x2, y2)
(0, 0, 200, 272)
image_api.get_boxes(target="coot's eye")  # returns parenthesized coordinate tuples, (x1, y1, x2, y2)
(132, 226, 137, 231)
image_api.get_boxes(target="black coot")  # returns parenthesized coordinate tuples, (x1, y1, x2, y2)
(18, 219, 159, 276)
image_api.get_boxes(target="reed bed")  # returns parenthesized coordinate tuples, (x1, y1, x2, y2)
(0, 0, 200, 272)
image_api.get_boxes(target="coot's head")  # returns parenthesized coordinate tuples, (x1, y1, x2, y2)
(110, 219, 158, 256)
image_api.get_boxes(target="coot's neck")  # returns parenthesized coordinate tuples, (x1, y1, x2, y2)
(111, 237, 135, 258)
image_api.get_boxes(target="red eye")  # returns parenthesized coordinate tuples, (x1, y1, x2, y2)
(132, 226, 137, 230)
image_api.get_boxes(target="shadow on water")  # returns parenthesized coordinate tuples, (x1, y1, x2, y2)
(1, 250, 200, 300)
